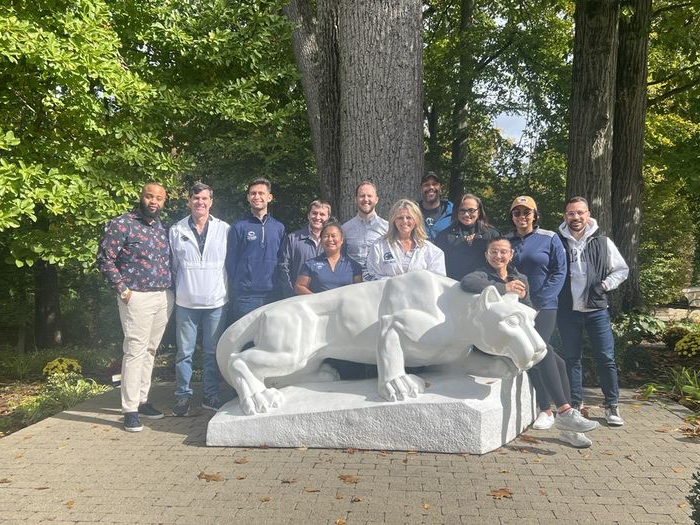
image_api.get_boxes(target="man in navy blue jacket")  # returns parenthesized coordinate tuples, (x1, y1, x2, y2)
(226, 178, 286, 322)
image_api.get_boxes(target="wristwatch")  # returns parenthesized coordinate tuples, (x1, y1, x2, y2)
(120, 289, 131, 300)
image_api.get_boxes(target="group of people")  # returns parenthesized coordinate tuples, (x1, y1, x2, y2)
(96, 172, 629, 449)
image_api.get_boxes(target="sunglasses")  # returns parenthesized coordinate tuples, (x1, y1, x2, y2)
(512, 209, 533, 218)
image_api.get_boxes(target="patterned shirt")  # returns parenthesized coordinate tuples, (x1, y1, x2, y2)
(96, 209, 171, 294)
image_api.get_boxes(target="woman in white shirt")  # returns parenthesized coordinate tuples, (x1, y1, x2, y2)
(367, 199, 446, 279)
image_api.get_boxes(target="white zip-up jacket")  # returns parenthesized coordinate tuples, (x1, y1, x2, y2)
(170, 216, 229, 309)
(366, 237, 446, 279)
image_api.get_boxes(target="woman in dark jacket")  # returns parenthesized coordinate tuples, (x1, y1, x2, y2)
(434, 193, 499, 280)
(461, 237, 598, 448)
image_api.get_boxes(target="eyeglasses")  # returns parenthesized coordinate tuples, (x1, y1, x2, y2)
(565, 210, 589, 218)
(487, 249, 512, 257)
(458, 208, 479, 216)
(511, 209, 532, 218)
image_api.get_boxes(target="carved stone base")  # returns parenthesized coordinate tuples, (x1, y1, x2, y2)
(207, 371, 536, 454)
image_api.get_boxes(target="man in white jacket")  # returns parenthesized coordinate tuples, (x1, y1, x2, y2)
(170, 182, 230, 416)
(557, 196, 629, 427)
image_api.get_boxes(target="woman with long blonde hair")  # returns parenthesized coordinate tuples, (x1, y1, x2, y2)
(366, 199, 445, 279)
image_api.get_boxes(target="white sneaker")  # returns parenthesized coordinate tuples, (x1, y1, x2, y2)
(558, 431, 592, 448)
(532, 411, 555, 430)
(555, 408, 599, 433)
(605, 405, 624, 426)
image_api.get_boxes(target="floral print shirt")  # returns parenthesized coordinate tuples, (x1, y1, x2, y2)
(96, 209, 171, 294)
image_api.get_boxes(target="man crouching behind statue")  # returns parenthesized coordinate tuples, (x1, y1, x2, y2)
(461, 237, 599, 448)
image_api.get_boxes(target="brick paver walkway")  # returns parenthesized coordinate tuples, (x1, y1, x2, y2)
(0, 384, 697, 524)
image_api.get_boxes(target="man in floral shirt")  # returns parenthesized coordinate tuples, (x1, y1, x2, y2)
(97, 183, 174, 432)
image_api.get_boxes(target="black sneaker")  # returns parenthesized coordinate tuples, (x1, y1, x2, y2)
(202, 396, 223, 411)
(172, 397, 190, 417)
(138, 403, 164, 420)
(124, 412, 143, 432)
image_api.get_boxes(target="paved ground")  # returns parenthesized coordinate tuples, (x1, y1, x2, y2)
(0, 384, 698, 524)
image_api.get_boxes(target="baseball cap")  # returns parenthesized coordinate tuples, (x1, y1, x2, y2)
(510, 195, 537, 211)
(421, 172, 441, 184)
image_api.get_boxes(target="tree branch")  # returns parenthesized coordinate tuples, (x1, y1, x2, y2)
(648, 78, 700, 106)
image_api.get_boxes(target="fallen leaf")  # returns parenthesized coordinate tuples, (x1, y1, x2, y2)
(259, 496, 271, 502)
(378, 451, 390, 457)
(654, 428, 673, 433)
(406, 450, 417, 455)
(35, 487, 49, 490)
(488, 487, 513, 500)
(672, 467, 685, 473)
(422, 502, 430, 510)
(23, 435, 33, 440)
(539, 489, 547, 496)
(339, 474, 359, 484)
(679, 502, 687, 508)
(235, 475, 246, 480)
(335, 491, 344, 500)
(602, 451, 614, 456)
(533, 457, 541, 463)
(351, 496, 363, 503)
(519, 434, 540, 444)
(65, 499, 74, 509)
(234, 457, 249, 464)
(499, 469, 509, 474)
(582, 454, 590, 460)
(343, 448, 357, 454)
(102, 428, 110, 433)
(281, 478, 297, 484)
(15, 453, 23, 459)
(335, 519, 347, 525)
(91, 425, 98, 428)
(0, 479, 11, 484)
(630, 404, 642, 412)
(197, 471, 224, 482)
(297, 446, 308, 451)
(304, 487, 320, 493)
(485, 380, 495, 384)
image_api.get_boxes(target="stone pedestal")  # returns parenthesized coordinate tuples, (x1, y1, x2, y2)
(207, 371, 536, 454)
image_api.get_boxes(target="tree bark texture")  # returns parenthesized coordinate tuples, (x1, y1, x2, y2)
(285, 0, 341, 209)
(336, 0, 424, 220)
(34, 261, 62, 349)
(567, 0, 620, 235)
(611, 0, 651, 310)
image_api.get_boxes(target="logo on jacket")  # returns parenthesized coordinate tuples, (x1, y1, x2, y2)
(382, 251, 395, 262)
(246, 231, 257, 241)
(313, 261, 325, 270)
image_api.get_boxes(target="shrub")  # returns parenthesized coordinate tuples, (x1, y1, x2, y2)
(664, 325, 691, 350)
(43, 357, 82, 376)
(11, 372, 111, 425)
(689, 470, 700, 524)
(613, 312, 665, 346)
(676, 333, 700, 359)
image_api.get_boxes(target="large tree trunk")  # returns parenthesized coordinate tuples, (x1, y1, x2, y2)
(567, 0, 620, 235)
(611, 0, 651, 310)
(34, 261, 62, 348)
(337, 0, 424, 219)
(287, 0, 424, 220)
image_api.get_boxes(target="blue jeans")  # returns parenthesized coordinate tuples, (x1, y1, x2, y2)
(231, 293, 273, 324)
(175, 305, 227, 400)
(557, 308, 619, 407)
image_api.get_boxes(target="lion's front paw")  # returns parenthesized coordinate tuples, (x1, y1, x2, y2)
(379, 374, 425, 402)
(239, 388, 284, 415)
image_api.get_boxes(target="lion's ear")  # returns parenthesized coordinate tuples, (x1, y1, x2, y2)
(479, 286, 502, 310)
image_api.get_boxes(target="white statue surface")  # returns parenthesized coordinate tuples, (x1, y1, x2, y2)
(215, 270, 547, 415)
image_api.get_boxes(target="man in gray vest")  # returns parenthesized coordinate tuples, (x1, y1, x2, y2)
(557, 196, 629, 427)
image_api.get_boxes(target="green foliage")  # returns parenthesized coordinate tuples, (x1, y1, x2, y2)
(10, 372, 110, 425)
(0, 345, 119, 381)
(43, 357, 82, 376)
(689, 470, 700, 525)
(676, 333, 700, 360)
(668, 367, 700, 398)
(612, 312, 666, 346)
(663, 324, 692, 350)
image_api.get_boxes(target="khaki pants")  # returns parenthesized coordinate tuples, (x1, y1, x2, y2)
(117, 290, 174, 413)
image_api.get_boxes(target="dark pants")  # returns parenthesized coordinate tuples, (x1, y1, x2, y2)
(557, 308, 619, 407)
(528, 309, 571, 410)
